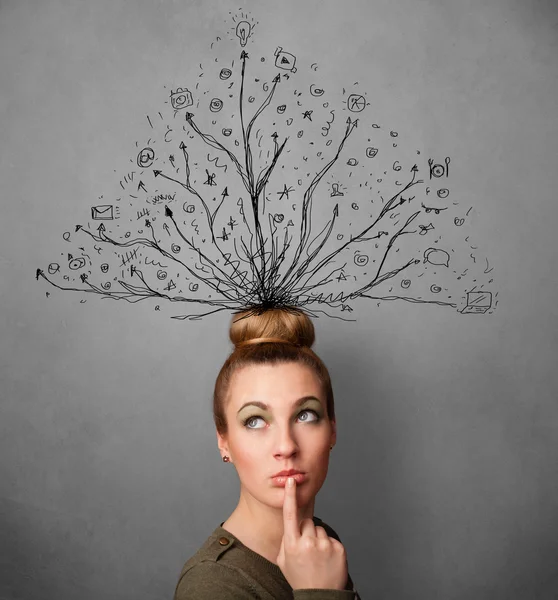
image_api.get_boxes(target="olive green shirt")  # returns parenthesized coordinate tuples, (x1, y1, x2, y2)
(174, 516, 361, 599)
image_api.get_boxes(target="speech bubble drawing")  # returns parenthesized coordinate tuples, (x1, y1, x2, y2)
(424, 248, 450, 267)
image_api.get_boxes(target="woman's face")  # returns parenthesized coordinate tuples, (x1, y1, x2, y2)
(217, 361, 336, 509)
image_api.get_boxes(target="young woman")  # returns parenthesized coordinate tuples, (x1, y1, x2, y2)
(174, 307, 361, 599)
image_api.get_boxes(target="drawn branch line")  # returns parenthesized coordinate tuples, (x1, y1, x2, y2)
(79, 224, 239, 302)
(347, 211, 421, 300)
(36, 268, 243, 310)
(360, 294, 457, 308)
(278, 117, 357, 294)
(164, 206, 246, 294)
(185, 113, 250, 192)
(187, 56, 289, 291)
(154, 143, 249, 287)
(291, 172, 424, 296)
(38, 45, 475, 322)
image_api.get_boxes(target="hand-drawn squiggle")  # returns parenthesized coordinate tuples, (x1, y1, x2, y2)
(321, 110, 335, 137)
(207, 153, 228, 172)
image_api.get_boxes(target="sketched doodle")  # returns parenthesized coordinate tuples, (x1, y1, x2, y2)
(37, 15, 496, 320)
(429, 157, 450, 179)
(330, 183, 344, 197)
(354, 253, 369, 266)
(422, 203, 448, 215)
(274, 47, 297, 72)
(170, 88, 193, 110)
(461, 291, 492, 314)
(91, 205, 114, 220)
(424, 248, 450, 267)
(310, 84, 324, 97)
(347, 94, 366, 112)
(235, 21, 252, 47)
(137, 147, 155, 168)
(69, 257, 86, 270)
(210, 98, 224, 112)
(419, 223, 434, 235)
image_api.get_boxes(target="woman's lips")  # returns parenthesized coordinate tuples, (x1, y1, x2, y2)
(271, 472, 307, 486)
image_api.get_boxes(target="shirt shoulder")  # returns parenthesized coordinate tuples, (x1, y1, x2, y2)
(174, 521, 362, 600)
(174, 529, 262, 599)
(175, 560, 260, 599)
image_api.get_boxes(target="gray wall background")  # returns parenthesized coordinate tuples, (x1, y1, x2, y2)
(1, 0, 558, 598)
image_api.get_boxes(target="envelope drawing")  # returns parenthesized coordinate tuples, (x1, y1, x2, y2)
(91, 205, 114, 220)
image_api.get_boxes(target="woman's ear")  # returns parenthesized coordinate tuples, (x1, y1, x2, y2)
(216, 428, 229, 455)
(330, 418, 337, 448)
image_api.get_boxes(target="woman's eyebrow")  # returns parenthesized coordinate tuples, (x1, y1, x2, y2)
(237, 395, 320, 414)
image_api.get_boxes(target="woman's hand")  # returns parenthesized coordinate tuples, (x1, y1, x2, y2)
(276, 477, 348, 591)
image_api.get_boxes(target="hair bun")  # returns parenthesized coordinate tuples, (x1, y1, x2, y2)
(229, 306, 315, 350)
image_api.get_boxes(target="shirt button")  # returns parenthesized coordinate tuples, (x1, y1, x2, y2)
(218, 537, 230, 546)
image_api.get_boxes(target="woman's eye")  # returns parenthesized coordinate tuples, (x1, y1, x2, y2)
(243, 409, 319, 429)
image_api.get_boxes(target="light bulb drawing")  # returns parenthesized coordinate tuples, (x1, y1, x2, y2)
(235, 21, 251, 47)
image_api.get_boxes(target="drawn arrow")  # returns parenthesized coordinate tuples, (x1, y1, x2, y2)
(221, 187, 229, 199)
(153, 170, 162, 177)
(165, 205, 173, 217)
(411, 164, 419, 172)
(75, 224, 82, 232)
(138, 181, 147, 192)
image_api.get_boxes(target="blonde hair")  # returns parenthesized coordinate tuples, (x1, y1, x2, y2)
(213, 307, 335, 436)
